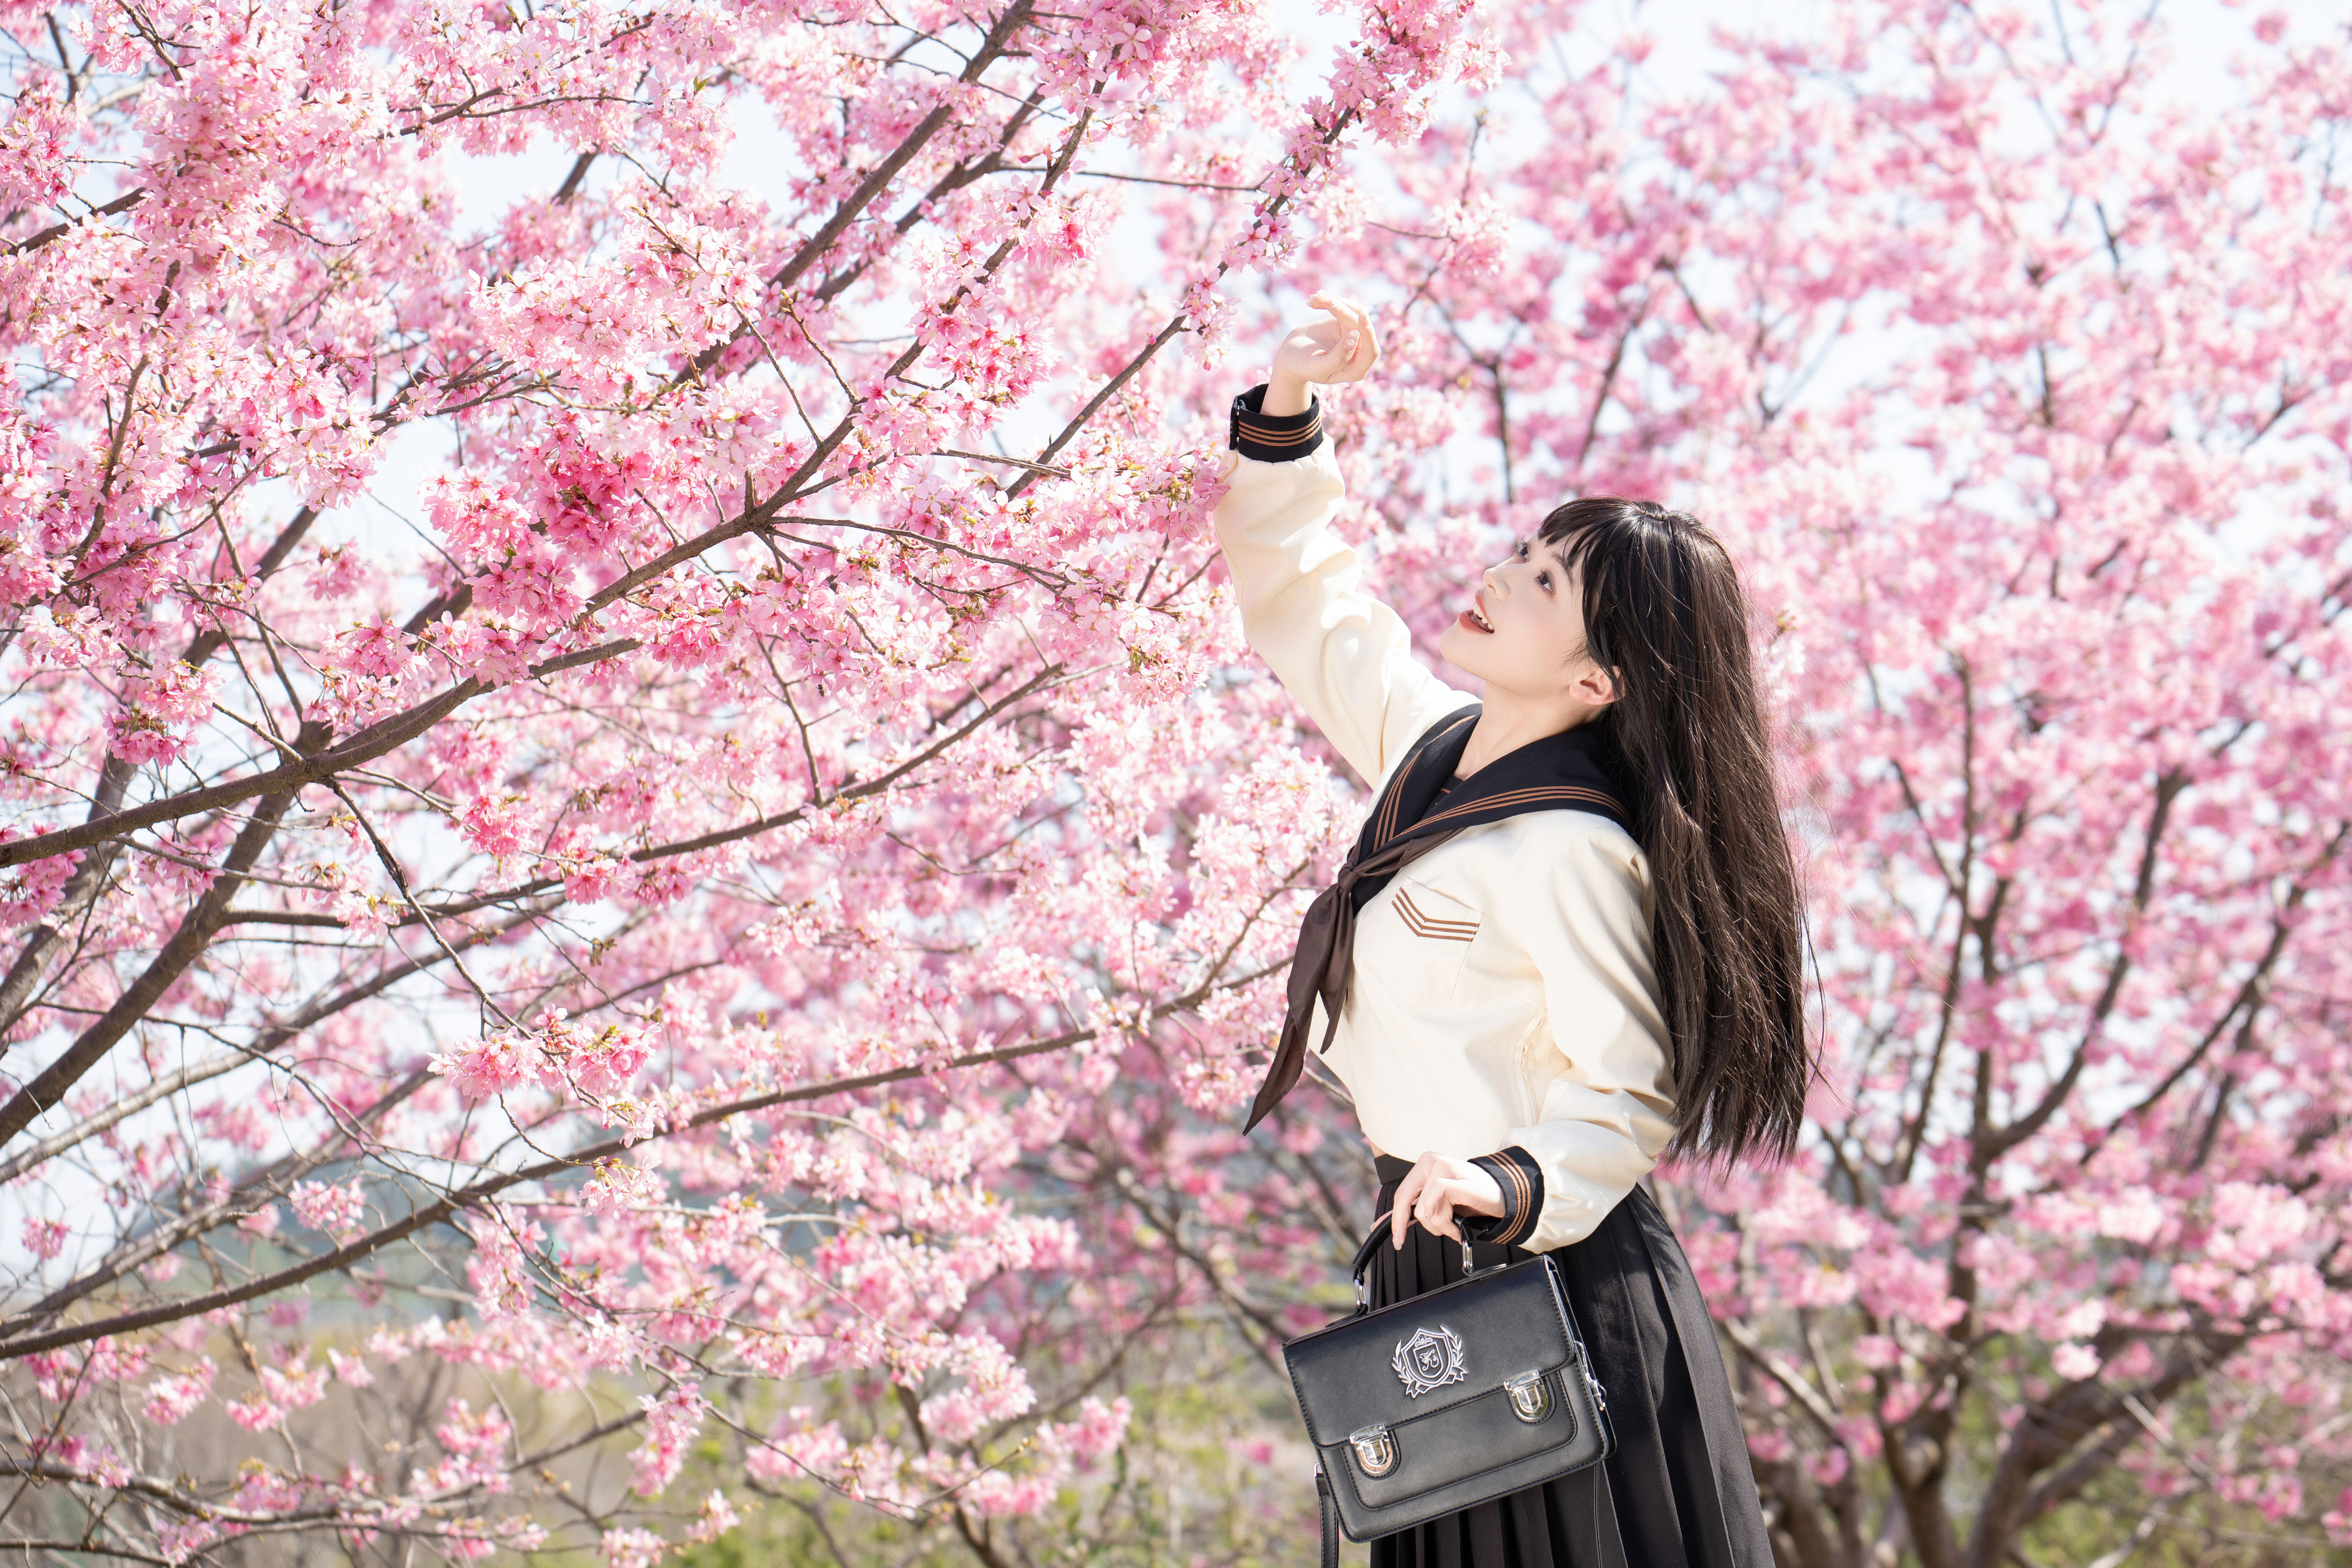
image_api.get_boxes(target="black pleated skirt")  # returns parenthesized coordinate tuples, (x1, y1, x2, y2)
(1365, 1156, 1773, 1568)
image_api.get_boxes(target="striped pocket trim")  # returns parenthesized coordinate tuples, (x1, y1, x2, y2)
(1394, 889, 1477, 942)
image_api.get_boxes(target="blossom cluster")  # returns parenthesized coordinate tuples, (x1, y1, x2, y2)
(2, 0, 2349, 1562)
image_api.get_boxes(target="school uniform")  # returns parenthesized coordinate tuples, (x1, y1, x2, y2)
(1217, 387, 1772, 1568)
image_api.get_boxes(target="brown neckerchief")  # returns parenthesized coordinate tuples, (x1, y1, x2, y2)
(1242, 706, 1634, 1133)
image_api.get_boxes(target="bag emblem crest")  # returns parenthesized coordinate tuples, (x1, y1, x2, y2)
(1392, 1324, 1467, 1397)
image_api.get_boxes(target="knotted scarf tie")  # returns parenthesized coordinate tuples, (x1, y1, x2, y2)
(1242, 706, 1635, 1134)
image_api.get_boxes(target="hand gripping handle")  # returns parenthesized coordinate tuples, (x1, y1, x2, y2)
(1349, 1210, 1502, 1314)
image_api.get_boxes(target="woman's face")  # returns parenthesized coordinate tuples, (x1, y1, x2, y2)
(1436, 536, 1617, 716)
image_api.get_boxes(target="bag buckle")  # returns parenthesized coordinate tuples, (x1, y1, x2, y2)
(1347, 1423, 1398, 1477)
(1503, 1369, 1552, 1423)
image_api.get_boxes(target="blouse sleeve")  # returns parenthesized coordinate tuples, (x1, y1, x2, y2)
(1210, 391, 1472, 790)
(1485, 821, 1679, 1253)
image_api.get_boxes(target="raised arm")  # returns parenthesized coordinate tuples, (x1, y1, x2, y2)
(1210, 294, 1469, 788)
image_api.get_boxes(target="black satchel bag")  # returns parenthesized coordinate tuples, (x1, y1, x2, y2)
(1283, 1224, 1614, 1568)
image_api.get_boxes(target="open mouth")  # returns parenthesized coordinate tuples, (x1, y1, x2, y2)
(1457, 596, 1495, 634)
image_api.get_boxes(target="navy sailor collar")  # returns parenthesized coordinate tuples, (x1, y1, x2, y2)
(1347, 706, 1635, 914)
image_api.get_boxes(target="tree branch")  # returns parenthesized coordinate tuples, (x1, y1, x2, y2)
(0, 958, 1283, 1359)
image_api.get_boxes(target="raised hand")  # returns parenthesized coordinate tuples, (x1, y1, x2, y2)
(1264, 291, 1380, 416)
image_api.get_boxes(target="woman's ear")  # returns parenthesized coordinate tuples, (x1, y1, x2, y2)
(1572, 663, 1621, 709)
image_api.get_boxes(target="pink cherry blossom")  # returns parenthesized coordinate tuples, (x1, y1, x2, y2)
(20, 1214, 68, 1261)
(630, 1384, 707, 1498)
(289, 1179, 369, 1243)
(3, 0, 2349, 1562)
(141, 1362, 216, 1425)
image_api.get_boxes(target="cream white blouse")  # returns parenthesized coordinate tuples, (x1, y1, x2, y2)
(1213, 444, 1677, 1253)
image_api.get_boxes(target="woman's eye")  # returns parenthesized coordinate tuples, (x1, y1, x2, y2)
(1513, 540, 1529, 561)
(1537, 571, 1552, 590)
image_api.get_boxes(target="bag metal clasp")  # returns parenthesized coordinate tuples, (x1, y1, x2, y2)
(1574, 1339, 1610, 1411)
(1502, 1369, 1552, 1423)
(1347, 1423, 1398, 1477)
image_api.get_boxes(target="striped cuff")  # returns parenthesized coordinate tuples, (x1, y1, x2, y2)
(1461, 1148, 1544, 1250)
(1228, 383, 1323, 462)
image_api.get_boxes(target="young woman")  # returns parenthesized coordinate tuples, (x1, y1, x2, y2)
(1215, 293, 1808, 1568)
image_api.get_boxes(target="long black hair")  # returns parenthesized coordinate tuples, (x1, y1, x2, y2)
(1538, 496, 1810, 1167)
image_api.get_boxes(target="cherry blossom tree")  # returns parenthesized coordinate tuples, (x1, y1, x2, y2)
(2, 0, 2349, 1563)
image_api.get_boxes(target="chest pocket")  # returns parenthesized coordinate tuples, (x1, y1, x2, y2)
(1375, 874, 1482, 997)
